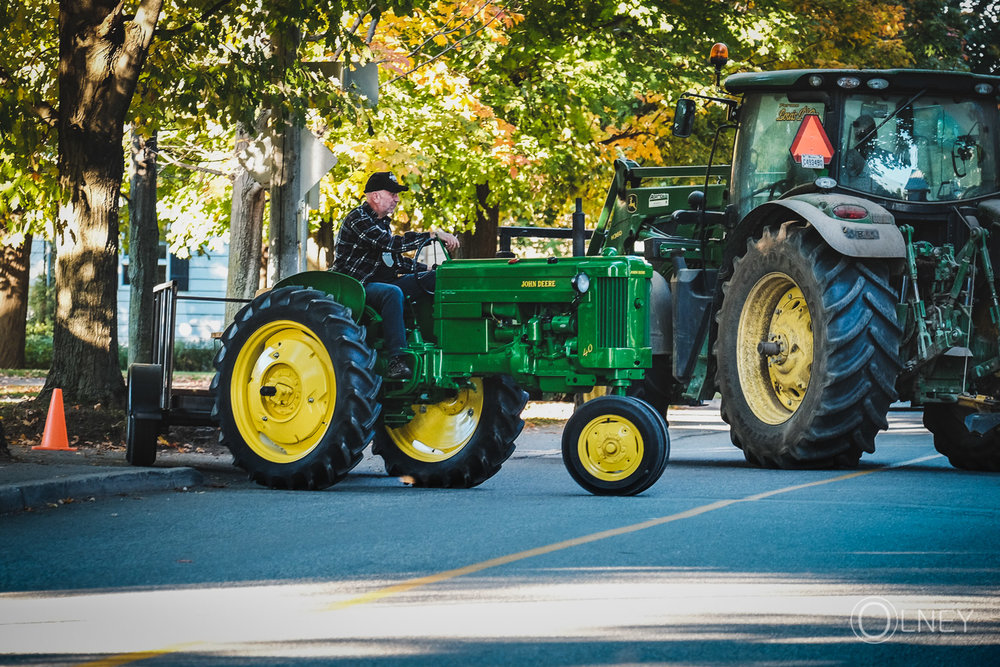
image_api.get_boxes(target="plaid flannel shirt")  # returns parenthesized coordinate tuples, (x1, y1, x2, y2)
(332, 201, 430, 283)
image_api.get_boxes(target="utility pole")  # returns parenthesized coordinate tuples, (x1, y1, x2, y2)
(268, 24, 303, 284)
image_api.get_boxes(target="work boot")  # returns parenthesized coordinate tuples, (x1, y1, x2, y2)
(386, 354, 413, 380)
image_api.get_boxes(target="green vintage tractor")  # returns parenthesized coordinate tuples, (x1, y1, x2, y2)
(588, 46, 1000, 470)
(205, 249, 667, 495)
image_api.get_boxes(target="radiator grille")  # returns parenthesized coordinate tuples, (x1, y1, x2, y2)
(596, 278, 628, 348)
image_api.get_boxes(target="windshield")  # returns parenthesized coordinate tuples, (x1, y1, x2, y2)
(839, 95, 999, 201)
(731, 94, 829, 217)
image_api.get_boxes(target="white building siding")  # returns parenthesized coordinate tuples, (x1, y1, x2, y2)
(31, 239, 232, 345)
(159, 253, 232, 343)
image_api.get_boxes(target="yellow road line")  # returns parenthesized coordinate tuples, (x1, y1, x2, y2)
(77, 453, 942, 664)
(326, 498, 739, 611)
(326, 454, 942, 611)
(76, 644, 203, 667)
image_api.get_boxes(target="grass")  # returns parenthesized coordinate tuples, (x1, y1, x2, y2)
(0, 368, 47, 378)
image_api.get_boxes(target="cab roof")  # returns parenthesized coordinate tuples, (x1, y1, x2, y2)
(724, 69, 1000, 99)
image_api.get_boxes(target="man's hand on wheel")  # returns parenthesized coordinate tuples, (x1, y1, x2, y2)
(432, 230, 461, 252)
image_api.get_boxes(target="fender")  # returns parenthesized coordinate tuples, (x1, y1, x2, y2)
(273, 270, 367, 322)
(738, 194, 905, 258)
(648, 271, 672, 356)
(978, 198, 1000, 226)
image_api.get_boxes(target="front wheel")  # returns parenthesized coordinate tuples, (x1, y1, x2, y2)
(562, 395, 669, 495)
(716, 223, 901, 468)
(923, 404, 1000, 471)
(374, 376, 527, 488)
(212, 287, 380, 490)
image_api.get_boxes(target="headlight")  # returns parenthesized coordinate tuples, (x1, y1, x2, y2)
(572, 272, 591, 294)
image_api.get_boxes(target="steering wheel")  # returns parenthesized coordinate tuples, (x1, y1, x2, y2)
(412, 234, 451, 296)
(751, 178, 794, 199)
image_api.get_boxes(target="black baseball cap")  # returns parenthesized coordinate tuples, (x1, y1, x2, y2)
(364, 171, 409, 193)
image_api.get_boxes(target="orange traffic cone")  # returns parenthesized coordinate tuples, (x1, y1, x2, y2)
(33, 388, 77, 451)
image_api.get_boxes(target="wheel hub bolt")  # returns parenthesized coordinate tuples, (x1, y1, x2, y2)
(758, 341, 782, 356)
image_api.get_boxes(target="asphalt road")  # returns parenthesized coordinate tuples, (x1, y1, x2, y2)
(1, 404, 998, 666)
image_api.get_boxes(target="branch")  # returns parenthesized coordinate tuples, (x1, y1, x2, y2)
(384, 1, 520, 86)
(600, 129, 645, 144)
(599, 113, 664, 144)
(396, 0, 482, 61)
(156, 0, 233, 39)
(332, 5, 377, 60)
(747, 38, 829, 69)
(154, 148, 231, 178)
(0, 64, 58, 127)
(135, 0, 166, 48)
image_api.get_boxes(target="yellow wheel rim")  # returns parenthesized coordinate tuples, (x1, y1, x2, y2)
(386, 378, 484, 462)
(737, 273, 813, 425)
(576, 414, 644, 481)
(230, 319, 337, 463)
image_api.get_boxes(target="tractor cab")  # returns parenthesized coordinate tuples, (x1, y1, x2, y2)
(721, 69, 1000, 219)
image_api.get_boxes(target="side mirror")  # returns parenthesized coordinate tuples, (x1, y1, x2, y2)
(673, 98, 696, 138)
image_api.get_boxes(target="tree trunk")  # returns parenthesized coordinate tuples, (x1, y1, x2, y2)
(128, 130, 159, 366)
(226, 126, 266, 324)
(459, 183, 499, 259)
(45, 0, 163, 406)
(0, 234, 32, 369)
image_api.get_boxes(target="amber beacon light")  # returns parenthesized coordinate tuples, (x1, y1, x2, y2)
(710, 43, 729, 85)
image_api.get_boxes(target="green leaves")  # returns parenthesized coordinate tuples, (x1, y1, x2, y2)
(1, 0, 982, 256)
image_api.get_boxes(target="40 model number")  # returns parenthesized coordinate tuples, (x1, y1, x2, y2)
(521, 279, 557, 287)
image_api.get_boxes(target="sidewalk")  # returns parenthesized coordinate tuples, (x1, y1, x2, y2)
(0, 445, 218, 514)
(1, 373, 221, 514)
(0, 401, 572, 515)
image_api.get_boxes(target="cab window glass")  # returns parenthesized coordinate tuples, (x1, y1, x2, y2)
(839, 95, 999, 201)
(732, 94, 828, 217)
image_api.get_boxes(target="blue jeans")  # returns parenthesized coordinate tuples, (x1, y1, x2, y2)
(364, 272, 435, 356)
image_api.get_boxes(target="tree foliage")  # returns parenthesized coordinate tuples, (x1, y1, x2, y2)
(0, 0, 991, 388)
(964, 0, 999, 74)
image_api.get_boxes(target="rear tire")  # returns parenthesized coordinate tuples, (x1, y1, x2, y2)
(126, 364, 162, 467)
(923, 404, 1000, 471)
(562, 395, 669, 495)
(212, 287, 380, 490)
(716, 224, 901, 468)
(374, 376, 527, 488)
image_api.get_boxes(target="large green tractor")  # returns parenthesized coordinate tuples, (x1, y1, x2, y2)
(590, 47, 1000, 470)
(207, 250, 667, 495)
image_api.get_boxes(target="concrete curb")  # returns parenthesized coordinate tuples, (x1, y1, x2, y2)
(0, 467, 205, 514)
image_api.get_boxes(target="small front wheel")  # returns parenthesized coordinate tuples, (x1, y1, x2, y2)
(562, 395, 669, 496)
